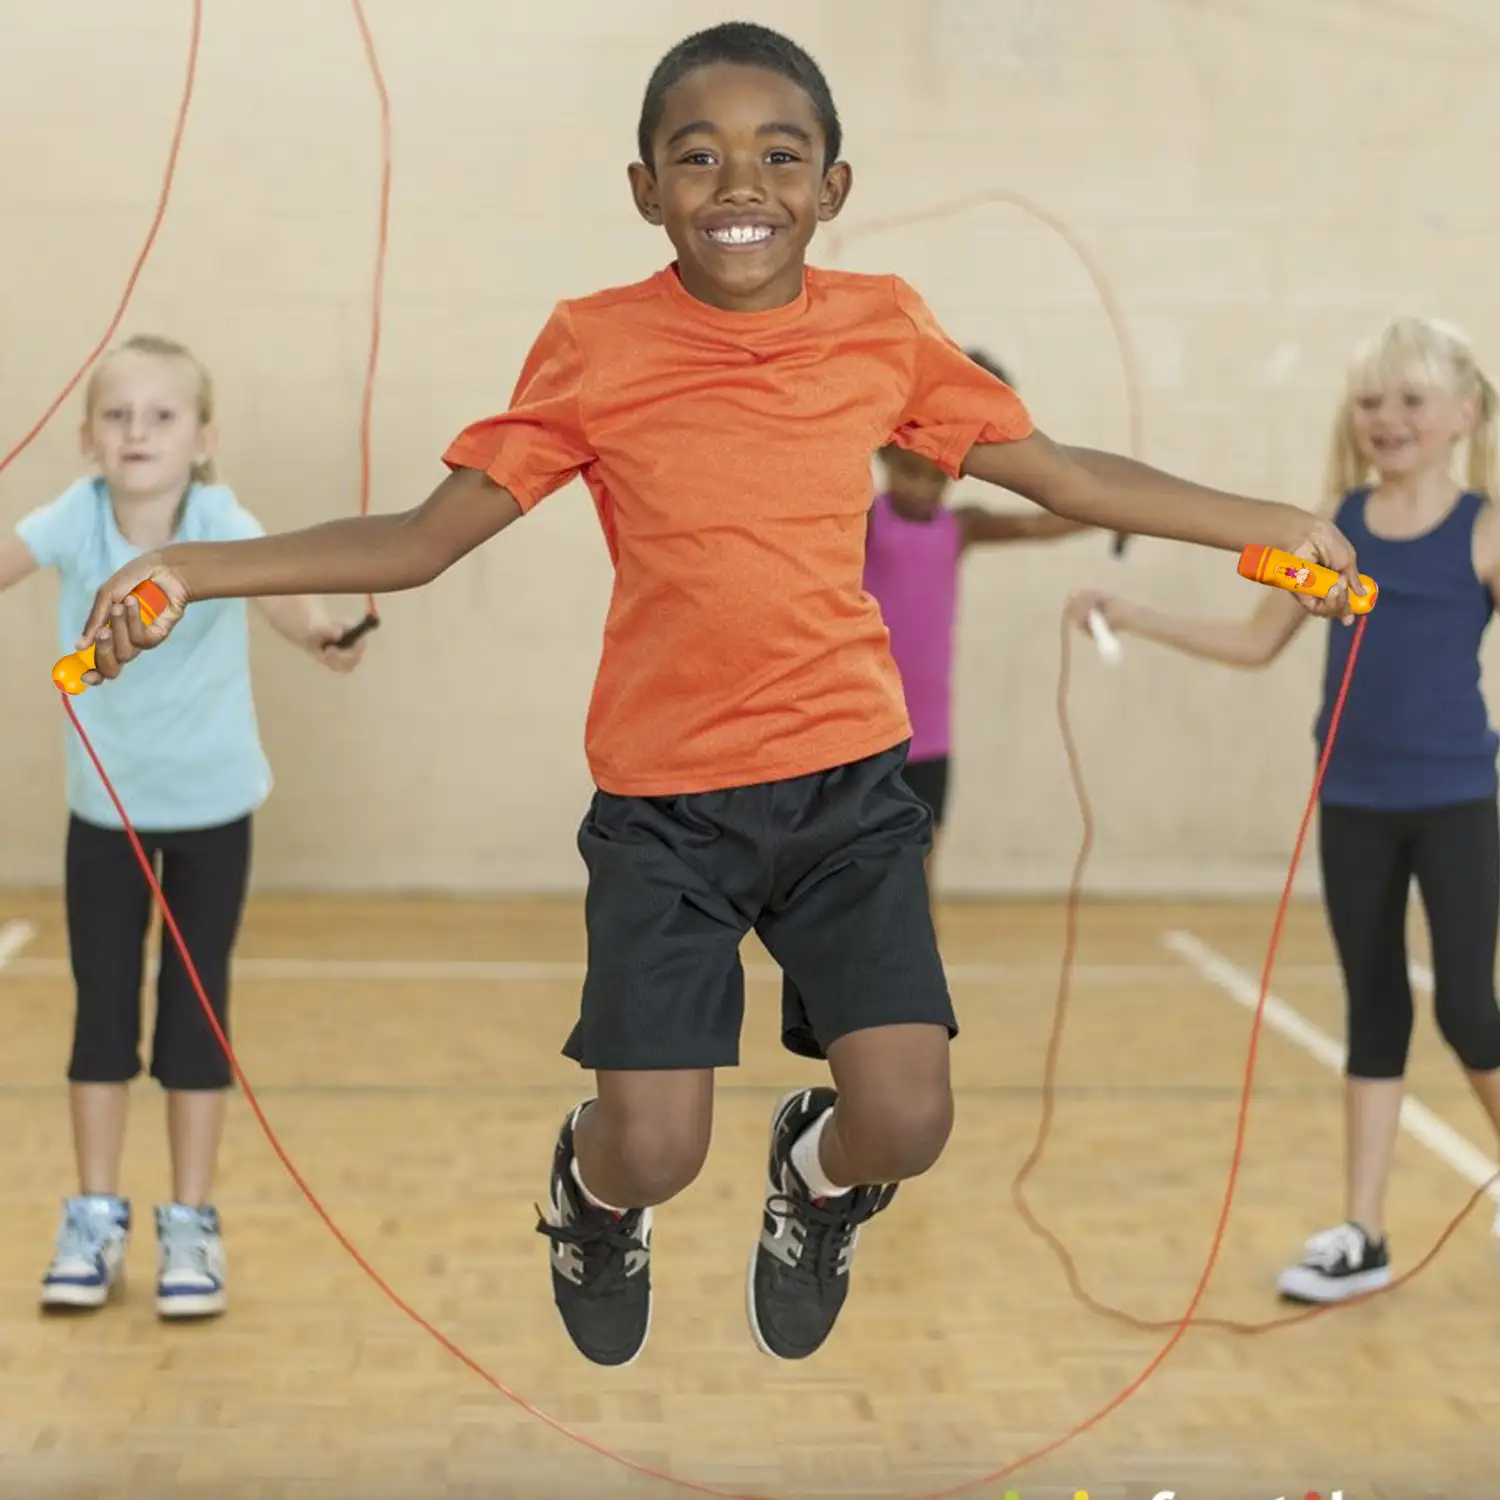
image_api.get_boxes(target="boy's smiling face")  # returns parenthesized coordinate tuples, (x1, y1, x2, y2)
(629, 62, 852, 313)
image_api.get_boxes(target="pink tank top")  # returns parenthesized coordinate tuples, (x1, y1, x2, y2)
(863, 493, 962, 761)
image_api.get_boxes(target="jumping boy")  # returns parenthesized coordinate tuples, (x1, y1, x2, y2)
(78, 22, 1361, 1368)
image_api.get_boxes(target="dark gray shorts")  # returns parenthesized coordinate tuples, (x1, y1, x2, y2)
(564, 742, 956, 1071)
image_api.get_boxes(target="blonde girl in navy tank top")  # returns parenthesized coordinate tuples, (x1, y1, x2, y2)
(1068, 317, 1500, 1305)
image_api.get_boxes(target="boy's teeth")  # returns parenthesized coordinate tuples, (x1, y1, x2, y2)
(709, 225, 771, 244)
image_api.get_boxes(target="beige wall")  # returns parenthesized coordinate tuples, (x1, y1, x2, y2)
(2, 0, 1497, 897)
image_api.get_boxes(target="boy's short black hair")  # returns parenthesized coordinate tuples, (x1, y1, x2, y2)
(637, 22, 842, 170)
(965, 347, 1015, 388)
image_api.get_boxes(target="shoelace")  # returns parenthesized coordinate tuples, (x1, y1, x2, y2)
(535, 1211, 645, 1293)
(54, 1206, 115, 1266)
(768, 1188, 884, 1287)
(1302, 1222, 1366, 1270)
(159, 1221, 215, 1279)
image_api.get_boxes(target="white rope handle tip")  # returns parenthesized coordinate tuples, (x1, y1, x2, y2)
(1087, 607, 1123, 664)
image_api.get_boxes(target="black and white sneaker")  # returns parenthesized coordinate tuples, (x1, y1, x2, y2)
(1276, 1220, 1391, 1303)
(746, 1087, 897, 1360)
(535, 1104, 653, 1366)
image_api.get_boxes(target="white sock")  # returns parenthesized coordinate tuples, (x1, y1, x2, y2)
(789, 1107, 851, 1199)
(570, 1153, 628, 1215)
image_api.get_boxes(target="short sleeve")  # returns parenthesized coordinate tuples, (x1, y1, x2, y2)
(14, 481, 96, 570)
(886, 279, 1035, 478)
(442, 303, 595, 512)
(197, 485, 265, 542)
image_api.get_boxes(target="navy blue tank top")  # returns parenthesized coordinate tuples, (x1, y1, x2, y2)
(1316, 489, 1497, 809)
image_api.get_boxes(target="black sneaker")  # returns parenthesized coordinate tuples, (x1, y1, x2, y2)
(535, 1103, 653, 1366)
(1275, 1220, 1391, 1303)
(746, 1087, 896, 1360)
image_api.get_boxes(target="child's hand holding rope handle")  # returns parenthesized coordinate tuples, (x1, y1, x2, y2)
(66, 469, 524, 690)
(56, 567, 187, 692)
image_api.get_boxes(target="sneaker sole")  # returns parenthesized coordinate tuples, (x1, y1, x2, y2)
(1276, 1263, 1391, 1304)
(158, 1290, 226, 1319)
(40, 1280, 117, 1310)
(745, 1089, 804, 1360)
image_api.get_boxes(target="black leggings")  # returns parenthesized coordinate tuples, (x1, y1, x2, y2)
(1319, 799, 1500, 1079)
(65, 814, 252, 1090)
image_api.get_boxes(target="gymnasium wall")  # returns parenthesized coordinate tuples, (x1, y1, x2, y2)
(2, 0, 1498, 898)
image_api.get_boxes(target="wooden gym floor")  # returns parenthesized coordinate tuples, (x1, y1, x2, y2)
(0, 892, 1497, 1499)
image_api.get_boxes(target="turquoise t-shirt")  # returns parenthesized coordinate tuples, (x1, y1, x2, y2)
(17, 477, 274, 833)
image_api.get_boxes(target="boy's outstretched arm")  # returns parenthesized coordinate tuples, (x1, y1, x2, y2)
(962, 432, 1363, 618)
(80, 467, 520, 679)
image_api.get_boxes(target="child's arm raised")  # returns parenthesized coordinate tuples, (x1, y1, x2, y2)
(79, 468, 520, 681)
(1067, 586, 1308, 669)
(961, 432, 1361, 618)
(0, 534, 41, 593)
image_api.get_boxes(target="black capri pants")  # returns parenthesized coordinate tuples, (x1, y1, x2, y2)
(1319, 798, 1500, 1079)
(65, 813, 252, 1091)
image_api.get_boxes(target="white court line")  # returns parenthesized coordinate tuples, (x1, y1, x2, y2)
(0, 920, 36, 969)
(1164, 929, 1500, 1212)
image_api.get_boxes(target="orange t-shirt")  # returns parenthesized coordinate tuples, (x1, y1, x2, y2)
(443, 264, 1034, 797)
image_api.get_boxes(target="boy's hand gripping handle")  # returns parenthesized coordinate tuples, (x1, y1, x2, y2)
(52, 580, 172, 695)
(1237, 545, 1379, 614)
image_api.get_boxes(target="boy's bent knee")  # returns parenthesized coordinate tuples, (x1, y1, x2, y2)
(577, 1072, 714, 1206)
(824, 1021, 953, 1182)
(612, 1118, 709, 1203)
(836, 1084, 953, 1183)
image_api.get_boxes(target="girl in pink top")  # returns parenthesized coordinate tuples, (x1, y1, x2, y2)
(866, 350, 1089, 875)
(782, 351, 1089, 1065)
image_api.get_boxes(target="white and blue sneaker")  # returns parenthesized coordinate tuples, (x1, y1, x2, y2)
(40, 1195, 131, 1310)
(155, 1203, 227, 1320)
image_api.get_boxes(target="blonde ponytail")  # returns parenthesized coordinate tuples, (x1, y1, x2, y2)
(1323, 398, 1369, 511)
(1469, 367, 1498, 501)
